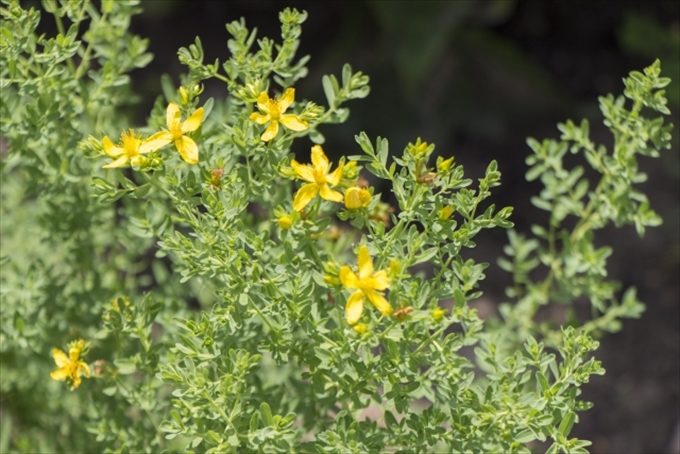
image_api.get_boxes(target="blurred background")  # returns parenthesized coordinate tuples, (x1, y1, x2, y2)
(129, 1, 679, 452)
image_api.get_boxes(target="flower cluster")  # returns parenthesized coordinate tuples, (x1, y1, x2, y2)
(289, 145, 372, 213)
(101, 103, 205, 168)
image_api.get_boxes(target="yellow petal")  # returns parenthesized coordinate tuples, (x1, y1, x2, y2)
(52, 348, 69, 367)
(102, 136, 123, 157)
(50, 367, 69, 381)
(70, 375, 82, 390)
(68, 345, 80, 362)
(326, 163, 344, 186)
(181, 107, 204, 133)
(176, 136, 199, 164)
(365, 290, 392, 316)
(310, 145, 329, 174)
(261, 120, 279, 142)
(360, 189, 372, 206)
(140, 131, 172, 153)
(166, 102, 181, 130)
(369, 270, 390, 290)
(357, 245, 374, 279)
(339, 266, 359, 289)
(319, 185, 343, 203)
(345, 291, 365, 325)
(249, 112, 270, 125)
(78, 361, 91, 378)
(103, 156, 129, 169)
(291, 160, 315, 182)
(279, 114, 308, 132)
(293, 183, 318, 212)
(257, 91, 270, 112)
(278, 87, 295, 112)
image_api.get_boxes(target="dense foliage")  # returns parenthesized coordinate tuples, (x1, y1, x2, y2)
(0, 1, 673, 452)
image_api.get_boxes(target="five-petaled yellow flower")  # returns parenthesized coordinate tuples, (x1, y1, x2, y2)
(339, 245, 392, 325)
(147, 102, 205, 164)
(50, 339, 91, 390)
(291, 145, 344, 211)
(250, 88, 308, 142)
(102, 130, 163, 168)
(344, 187, 372, 210)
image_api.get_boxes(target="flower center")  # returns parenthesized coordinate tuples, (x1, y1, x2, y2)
(65, 361, 79, 378)
(169, 123, 183, 139)
(121, 131, 141, 157)
(313, 168, 327, 185)
(357, 277, 374, 291)
(268, 100, 281, 120)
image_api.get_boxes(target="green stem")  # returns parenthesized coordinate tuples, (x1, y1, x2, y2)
(213, 72, 232, 85)
(248, 295, 276, 332)
(412, 325, 447, 356)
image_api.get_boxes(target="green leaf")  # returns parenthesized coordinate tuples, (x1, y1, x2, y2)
(558, 412, 576, 437)
(260, 402, 273, 426)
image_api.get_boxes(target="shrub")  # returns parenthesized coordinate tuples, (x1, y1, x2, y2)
(0, 1, 673, 452)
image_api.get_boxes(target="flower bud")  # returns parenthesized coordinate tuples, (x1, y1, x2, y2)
(393, 306, 413, 321)
(438, 206, 453, 220)
(417, 172, 437, 184)
(431, 307, 447, 321)
(344, 187, 372, 209)
(437, 156, 454, 172)
(323, 261, 340, 286)
(277, 214, 293, 230)
(342, 161, 359, 179)
(210, 168, 224, 188)
(353, 323, 368, 334)
(178, 86, 189, 105)
(407, 137, 432, 160)
(388, 259, 401, 278)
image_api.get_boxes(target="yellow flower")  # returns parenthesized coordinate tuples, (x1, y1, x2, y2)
(291, 145, 343, 211)
(278, 214, 293, 230)
(101, 130, 164, 169)
(250, 88, 308, 142)
(339, 245, 392, 325)
(146, 102, 205, 164)
(50, 339, 91, 390)
(438, 206, 454, 220)
(344, 187, 372, 210)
